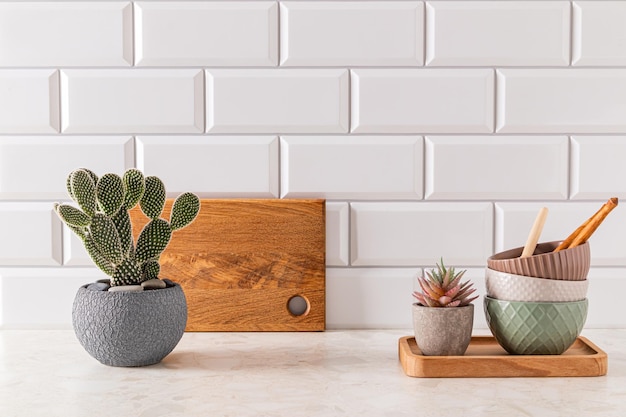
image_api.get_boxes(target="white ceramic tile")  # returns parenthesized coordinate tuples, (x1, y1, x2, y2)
(351, 202, 493, 266)
(351, 69, 494, 133)
(495, 202, 626, 267)
(585, 268, 626, 328)
(0, 268, 106, 328)
(63, 225, 92, 267)
(280, 136, 422, 200)
(426, 1, 569, 66)
(0, 137, 133, 200)
(325, 202, 349, 266)
(136, 136, 279, 197)
(571, 136, 626, 200)
(0, 203, 62, 266)
(61, 69, 204, 134)
(464, 268, 488, 330)
(280, 1, 423, 66)
(136, 1, 278, 66)
(0, 70, 59, 133)
(326, 268, 416, 329)
(0, 2, 132, 66)
(425, 136, 568, 200)
(206, 69, 349, 134)
(497, 69, 626, 133)
(573, 1, 626, 66)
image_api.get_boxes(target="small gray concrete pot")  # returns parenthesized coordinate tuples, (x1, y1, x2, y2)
(72, 282, 187, 367)
(412, 303, 474, 356)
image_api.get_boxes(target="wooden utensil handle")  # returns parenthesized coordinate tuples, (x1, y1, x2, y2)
(554, 198, 618, 252)
(520, 207, 549, 258)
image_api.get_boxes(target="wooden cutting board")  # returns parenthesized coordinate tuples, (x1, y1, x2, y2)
(130, 199, 325, 332)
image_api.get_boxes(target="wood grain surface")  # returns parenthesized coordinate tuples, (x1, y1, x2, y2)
(399, 336, 608, 378)
(130, 199, 325, 331)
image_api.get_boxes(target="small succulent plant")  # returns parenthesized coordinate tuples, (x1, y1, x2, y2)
(54, 168, 200, 286)
(413, 259, 478, 307)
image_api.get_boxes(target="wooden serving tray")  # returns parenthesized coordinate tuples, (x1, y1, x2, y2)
(130, 199, 325, 332)
(399, 336, 607, 378)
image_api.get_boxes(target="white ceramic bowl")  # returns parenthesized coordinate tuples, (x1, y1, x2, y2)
(485, 268, 588, 302)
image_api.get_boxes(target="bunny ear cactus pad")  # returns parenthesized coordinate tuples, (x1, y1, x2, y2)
(123, 169, 145, 209)
(170, 192, 200, 231)
(96, 174, 124, 216)
(140, 176, 166, 220)
(66, 168, 98, 201)
(90, 213, 124, 265)
(54, 168, 200, 286)
(56, 204, 91, 227)
(142, 259, 161, 281)
(136, 219, 173, 264)
(69, 169, 97, 217)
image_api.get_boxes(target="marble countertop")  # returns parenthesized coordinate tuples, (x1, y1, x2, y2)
(1, 329, 625, 417)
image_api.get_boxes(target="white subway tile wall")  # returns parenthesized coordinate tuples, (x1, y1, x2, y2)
(136, 136, 279, 197)
(0, 2, 132, 67)
(280, 135, 422, 200)
(496, 69, 626, 133)
(425, 1, 570, 66)
(325, 202, 350, 267)
(135, 1, 278, 66)
(424, 136, 569, 200)
(280, 1, 424, 67)
(206, 69, 349, 133)
(351, 68, 494, 133)
(0, 137, 133, 200)
(1, 0, 625, 329)
(351, 202, 493, 267)
(572, 1, 626, 66)
(0, 70, 60, 133)
(61, 69, 205, 133)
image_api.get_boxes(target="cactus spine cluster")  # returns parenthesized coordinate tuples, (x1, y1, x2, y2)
(55, 168, 200, 286)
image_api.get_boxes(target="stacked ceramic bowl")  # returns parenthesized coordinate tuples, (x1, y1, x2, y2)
(484, 241, 590, 355)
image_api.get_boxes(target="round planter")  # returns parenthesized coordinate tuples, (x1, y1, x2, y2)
(72, 282, 187, 367)
(412, 303, 474, 356)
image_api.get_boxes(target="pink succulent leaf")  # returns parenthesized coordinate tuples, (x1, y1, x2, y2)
(444, 285, 460, 298)
(426, 270, 442, 286)
(413, 291, 427, 305)
(415, 292, 438, 307)
(457, 287, 477, 300)
(414, 289, 438, 307)
(446, 300, 461, 307)
(459, 295, 479, 306)
(448, 271, 465, 289)
(418, 277, 442, 299)
(425, 297, 439, 307)
(438, 295, 452, 306)
(442, 269, 451, 288)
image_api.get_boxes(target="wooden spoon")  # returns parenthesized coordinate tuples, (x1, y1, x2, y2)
(520, 207, 549, 258)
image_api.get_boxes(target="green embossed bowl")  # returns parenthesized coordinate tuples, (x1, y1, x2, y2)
(484, 296, 588, 355)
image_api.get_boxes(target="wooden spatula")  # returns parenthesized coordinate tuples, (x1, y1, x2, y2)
(520, 207, 549, 258)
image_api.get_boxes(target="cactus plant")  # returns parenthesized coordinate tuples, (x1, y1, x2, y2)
(55, 168, 200, 286)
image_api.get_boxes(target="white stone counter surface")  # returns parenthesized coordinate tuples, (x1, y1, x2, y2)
(1, 329, 625, 417)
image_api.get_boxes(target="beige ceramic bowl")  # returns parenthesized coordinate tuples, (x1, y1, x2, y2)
(485, 268, 588, 302)
(487, 241, 590, 281)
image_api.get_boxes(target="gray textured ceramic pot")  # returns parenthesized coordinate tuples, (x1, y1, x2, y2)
(412, 303, 474, 356)
(72, 282, 187, 367)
